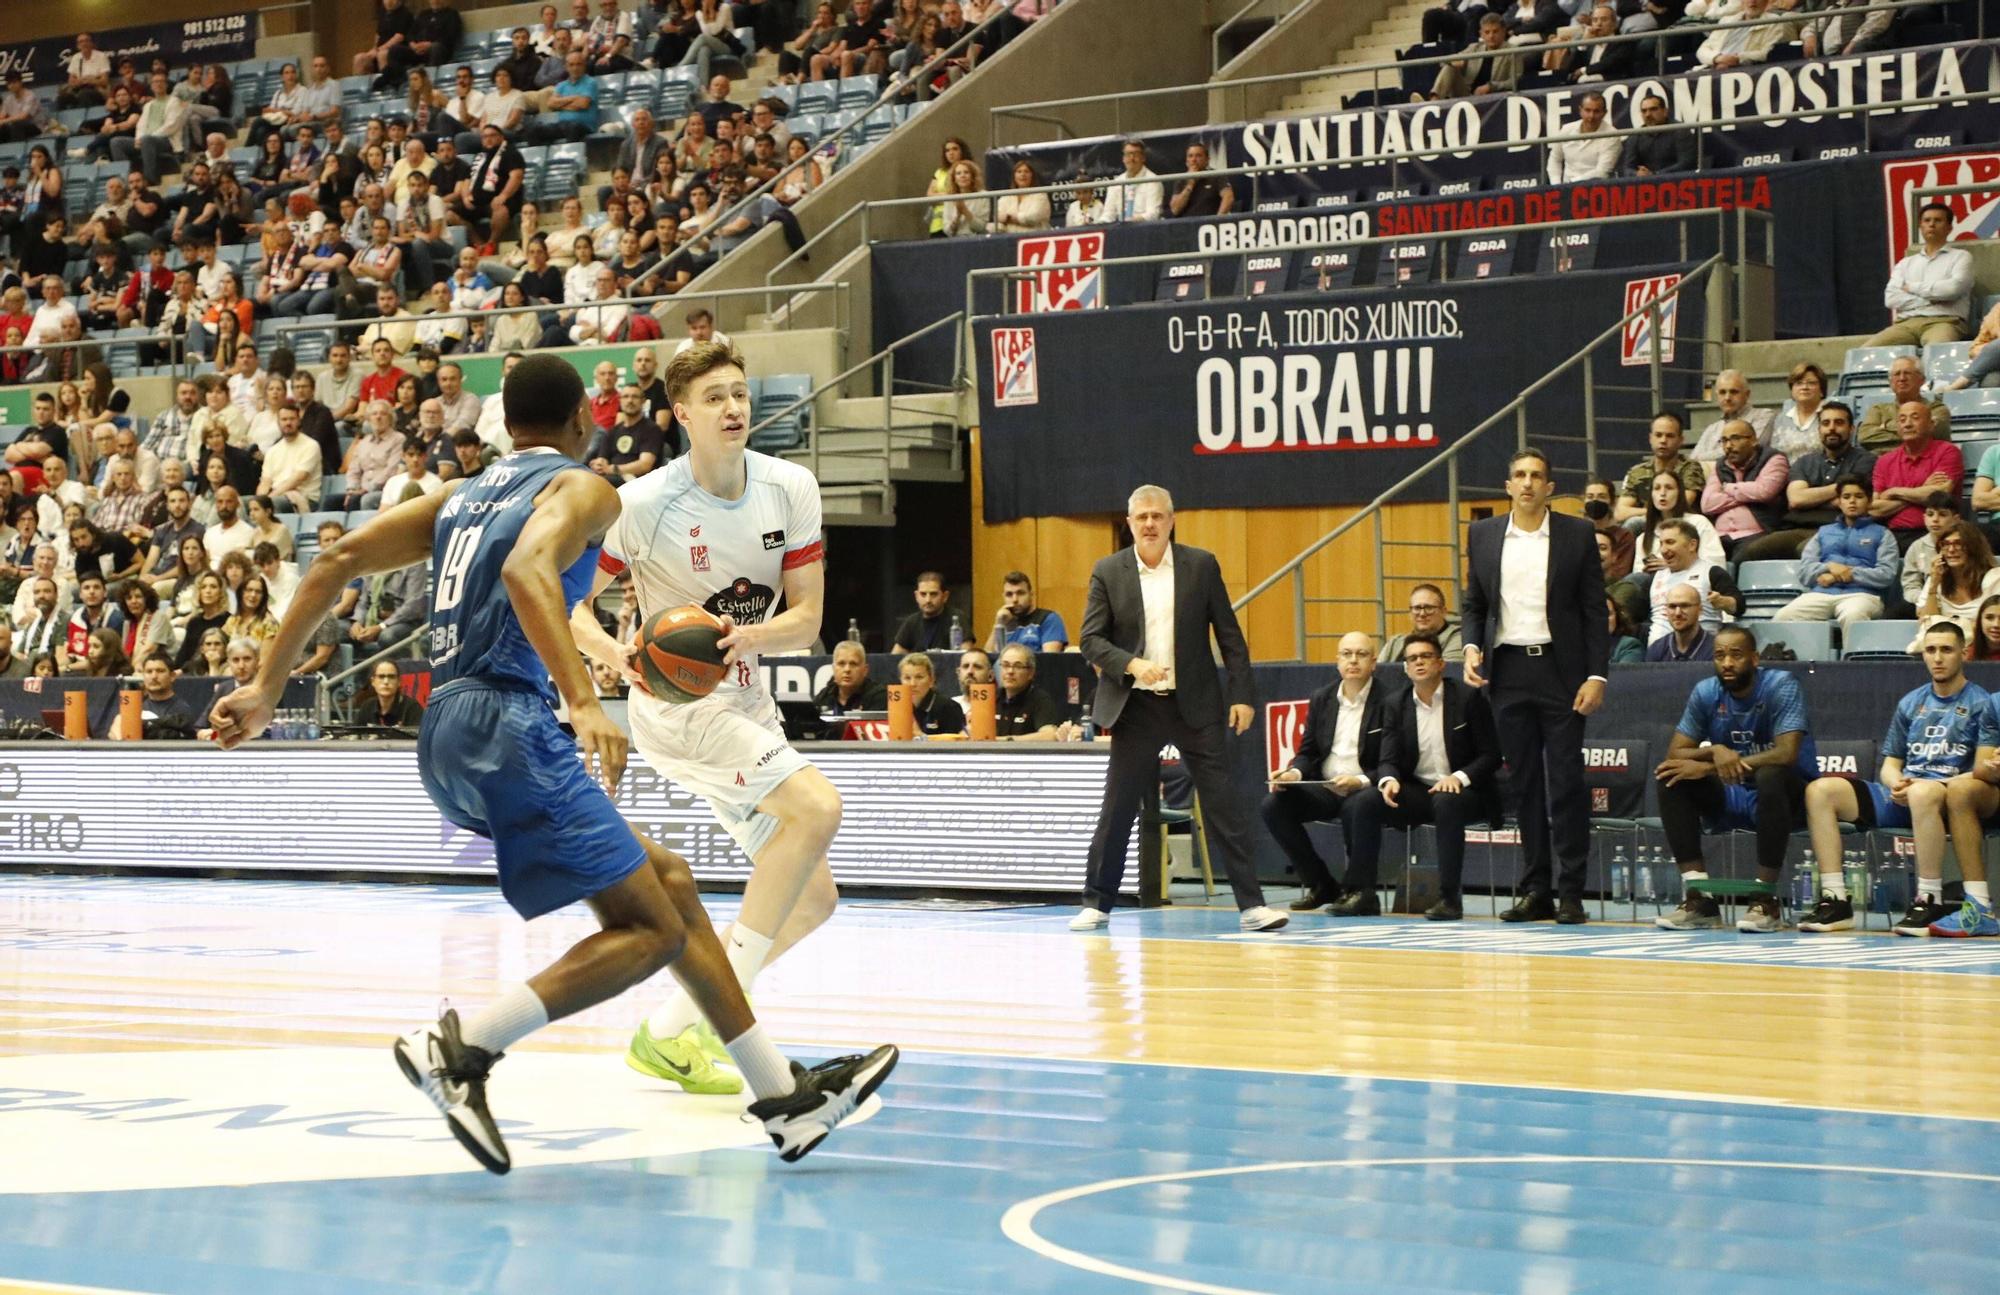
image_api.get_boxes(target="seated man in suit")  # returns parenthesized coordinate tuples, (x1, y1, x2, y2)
(1335, 630, 1502, 921)
(1260, 631, 1398, 912)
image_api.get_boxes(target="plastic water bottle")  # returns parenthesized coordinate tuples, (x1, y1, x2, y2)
(1795, 850, 1817, 911)
(1634, 851, 1656, 904)
(1080, 716, 1096, 742)
(1842, 849, 1865, 907)
(1655, 847, 1682, 901)
(304, 709, 322, 741)
(1610, 847, 1629, 903)
(846, 618, 861, 644)
(949, 612, 965, 651)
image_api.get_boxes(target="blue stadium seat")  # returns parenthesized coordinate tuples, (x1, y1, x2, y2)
(836, 77, 880, 112)
(1736, 561, 1800, 617)
(1748, 619, 1835, 662)
(1944, 387, 2000, 437)
(796, 82, 838, 116)
(299, 510, 347, 537)
(344, 510, 375, 531)
(749, 373, 812, 452)
(1840, 620, 1918, 660)
(1838, 346, 1917, 395)
(1925, 341, 1974, 384)
(321, 473, 348, 499)
(338, 75, 374, 104)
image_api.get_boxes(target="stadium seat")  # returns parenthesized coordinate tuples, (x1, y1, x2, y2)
(1943, 387, 2000, 437)
(300, 510, 346, 537)
(1838, 346, 1917, 395)
(1735, 561, 1800, 617)
(321, 474, 348, 499)
(344, 510, 375, 532)
(1925, 341, 1974, 384)
(1839, 620, 1918, 660)
(796, 81, 838, 116)
(749, 373, 813, 452)
(1747, 619, 1835, 662)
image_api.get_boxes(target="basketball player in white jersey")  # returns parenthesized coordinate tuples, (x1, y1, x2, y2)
(571, 340, 842, 1093)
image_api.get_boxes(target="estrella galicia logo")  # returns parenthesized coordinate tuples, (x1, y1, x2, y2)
(705, 577, 775, 624)
(761, 529, 784, 551)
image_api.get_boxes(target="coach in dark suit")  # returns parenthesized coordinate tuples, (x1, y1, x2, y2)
(1461, 447, 1610, 924)
(1260, 630, 1397, 913)
(1338, 630, 1503, 921)
(1071, 485, 1287, 933)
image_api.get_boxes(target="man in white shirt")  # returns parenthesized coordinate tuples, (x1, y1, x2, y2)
(256, 404, 325, 514)
(254, 543, 301, 619)
(1869, 201, 1975, 348)
(473, 352, 519, 453)
(670, 309, 733, 356)
(59, 32, 112, 108)
(202, 487, 257, 566)
(377, 440, 443, 514)
(1546, 91, 1620, 183)
(1263, 631, 1398, 913)
(1107, 139, 1163, 223)
(112, 428, 162, 495)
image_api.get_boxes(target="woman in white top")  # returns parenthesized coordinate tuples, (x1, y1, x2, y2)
(243, 376, 289, 454)
(491, 281, 543, 351)
(1637, 471, 1726, 572)
(775, 137, 820, 206)
(994, 159, 1051, 234)
(1768, 361, 1827, 462)
(938, 160, 988, 237)
(547, 197, 591, 268)
(1915, 520, 2000, 645)
(679, 0, 739, 87)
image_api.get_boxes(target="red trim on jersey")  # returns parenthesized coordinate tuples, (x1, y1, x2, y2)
(597, 551, 627, 576)
(781, 540, 824, 571)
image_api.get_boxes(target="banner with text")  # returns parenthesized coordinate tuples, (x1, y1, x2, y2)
(973, 266, 1700, 521)
(0, 14, 256, 88)
(992, 43, 1998, 202)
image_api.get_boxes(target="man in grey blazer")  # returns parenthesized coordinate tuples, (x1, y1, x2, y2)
(1070, 484, 1290, 933)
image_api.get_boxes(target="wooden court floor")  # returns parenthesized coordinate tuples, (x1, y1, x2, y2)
(2, 873, 1997, 1294)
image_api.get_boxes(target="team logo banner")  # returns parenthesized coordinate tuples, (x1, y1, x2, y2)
(975, 265, 1698, 520)
(1880, 148, 2000, 267)
(1264, 700, 1310, 774)
(1014, 233, 1104, 313)
(1621, 274, 1682, 367)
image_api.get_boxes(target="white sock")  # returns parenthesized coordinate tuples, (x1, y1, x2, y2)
(1969, 881, 1991, 905)
(722, 922, 774, 992)
(1919, 879, 1943, 905)
(1820, 871, 1848, 900)
(646, 984, 703, 1039)
(460, 984, 548, 1055)
(723, 1022, 797, 1101)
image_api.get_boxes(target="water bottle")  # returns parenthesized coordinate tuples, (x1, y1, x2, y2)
(304, 709, 321, 741)
(1843, 849, 1865, 907)
(1610, 847, 1629, 903)
(1634, 850, 1656, 904)
(1795, 850, 1817, 911)
(1655, 847, 1682, 901)
(949, 612, 965, 651)
(1080, 715, 1096, 742)
(271, 709, 291, 741)
(846, 618, 861, 644)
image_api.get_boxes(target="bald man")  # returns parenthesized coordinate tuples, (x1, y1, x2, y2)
(1261, 631, 1400, 913)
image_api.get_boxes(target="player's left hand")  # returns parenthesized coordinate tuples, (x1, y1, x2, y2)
(209, 684, 274, 749)
(714, 613, 759, 667)
(619, 640, 653, 697)
(1228, 703, 1253, 734)
(1711, 746, 1746, 785)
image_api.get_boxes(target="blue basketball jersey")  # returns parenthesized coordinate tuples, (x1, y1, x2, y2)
(1675, 669, 1818, 780)
(426, 449, 600, 703)
(1883, 679, 2000, 781)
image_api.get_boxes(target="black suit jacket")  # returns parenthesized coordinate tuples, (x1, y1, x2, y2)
(1375, 677, 1504, 825)
(1461, 510, 1609, 693)
(1288, 677, 1397, 781)
(1081, 543, 1253, 730)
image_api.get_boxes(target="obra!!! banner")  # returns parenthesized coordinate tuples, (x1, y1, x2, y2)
(974, 265, 1697, 521)
(991, 42, 1998, 195)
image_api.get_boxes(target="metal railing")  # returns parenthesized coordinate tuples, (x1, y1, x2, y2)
(319, 623, 425, 718)
(0, 330, 189, 385)
(745, 310, 965, 493)
(1228, 253, 1730, 659)
(1909, 183, 2000, 253)
(990, 0, 1950, 147)
(960, 205, 1772, 386)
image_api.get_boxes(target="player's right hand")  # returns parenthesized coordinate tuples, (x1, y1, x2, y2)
(1269, 767, 1301, 786)
(619, 641, 653, 697)
(572, 702, 629, 793)
(209, 685, 273, 750)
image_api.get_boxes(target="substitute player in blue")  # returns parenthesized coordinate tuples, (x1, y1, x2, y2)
(1653, 625, 1818, 933)
(210, 354, 896, 1173)
(1933, 724, 2000, 936)
(1799, 621, 2000, 935)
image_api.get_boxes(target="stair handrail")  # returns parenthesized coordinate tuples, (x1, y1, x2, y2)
(1229, 251, 1729, 658)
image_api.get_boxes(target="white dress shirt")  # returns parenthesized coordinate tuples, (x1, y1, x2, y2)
(1110, 168, 1164, 222)
(1406, 684, 1465, 786)
(1323, 680, 1371, 781)
(1135, 545, 1176, 693)
(1884, 244, 1974, 324)
(1496, 513, 1553, 646)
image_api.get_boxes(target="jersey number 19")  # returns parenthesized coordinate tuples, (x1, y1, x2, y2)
(435, 525, 484, 613)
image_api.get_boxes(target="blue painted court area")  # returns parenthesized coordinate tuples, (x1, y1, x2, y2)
(0, 1052, 1994, 1295)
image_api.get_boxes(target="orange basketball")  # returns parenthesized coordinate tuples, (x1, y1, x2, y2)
(636, 604, 729, 702)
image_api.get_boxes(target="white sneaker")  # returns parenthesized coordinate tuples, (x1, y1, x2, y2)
(1068, 906, 1108, 931)
(1239, 905, 1290, 931)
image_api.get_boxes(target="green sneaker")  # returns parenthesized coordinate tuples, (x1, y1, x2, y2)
(684, 1019, 732, 1068)
(625, 1021, 743, 1095)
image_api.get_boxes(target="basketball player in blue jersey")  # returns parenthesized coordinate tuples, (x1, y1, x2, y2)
(210, 354, 896, 1173)
(1800, 621, 2000, 936)
(1653, 626, 1817, 934)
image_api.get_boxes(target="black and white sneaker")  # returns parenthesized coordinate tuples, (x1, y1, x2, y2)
(393, 1007, 510, 1175)
(1798, 892, 1856, 933)
(1893, 895, 1955, 938)
(747, 1045, 899, 1164)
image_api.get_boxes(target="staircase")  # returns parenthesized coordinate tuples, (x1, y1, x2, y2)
(1278, 0, 1432, 114)
(782, 393, 966, 527)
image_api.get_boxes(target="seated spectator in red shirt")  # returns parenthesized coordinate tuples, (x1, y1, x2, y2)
(587, 359, 620, 429)
(357, 337, 410, 407)
(1872, 401, 1965, 550)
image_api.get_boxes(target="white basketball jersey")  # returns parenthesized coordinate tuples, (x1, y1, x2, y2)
(599, 451, 824, 700)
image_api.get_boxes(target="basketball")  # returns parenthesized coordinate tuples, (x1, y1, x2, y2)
(636, 604, 729, 702)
